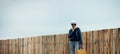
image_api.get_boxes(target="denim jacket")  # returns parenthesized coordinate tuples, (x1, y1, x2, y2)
(68, 27, 83, 45)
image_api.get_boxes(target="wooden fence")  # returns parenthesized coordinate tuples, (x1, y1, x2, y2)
(0, 28, 120, 54)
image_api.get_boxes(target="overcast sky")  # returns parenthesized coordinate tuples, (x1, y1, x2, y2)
(0, 0, 120, 39)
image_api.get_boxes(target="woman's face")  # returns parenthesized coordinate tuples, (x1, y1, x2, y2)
(71, 23, 76, 28)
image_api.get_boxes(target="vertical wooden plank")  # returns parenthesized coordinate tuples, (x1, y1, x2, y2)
(22, 38, 25, 54)
(98, 30, 100, 54)
(40, 36, 42, 54)
(26, 38, 29, 54)
(1, 40, 4, 54)
(103, 30, 107, 54)
(19, 38, 23, 54)
(82, 32, 87, 50)
(0, 40, 4, 54)
(3, 40, 6, 54)
(42, 36, 44, 54)
(45, 36, 47, 54)
(109, 29, 113, 54)
(45, 36, 48, 54)
(104, 30, 107, 54)
(7, 39, 9, 54)
(62, 34, 64, 54)
(112, 29, 117, 54)
(27, 38, 30, 54)
(97, 31, 99, 54)
(35, 36, 41, 54)
(54, 35, 57, 54)
(47, 35, 50, 54)
(12, 39, 14, 54)
(63, 34, 65, 54)
(92, 31, 94, 54)
(58, 35, 61, 54)
(66, 34, 70, 54)
(23, 38, 28, 54)
(27, 38, 29, 54)
(115, 28, 118, 54)
(42, 36, 46, 54)
(34, 37, 36, 54)
(118, 28, 120, 54)
(108, 29, 110, 54)
(4, 40, 6, 54)
(61, 34, 64, 54)
(52, 35, 55, 54)
(93, 31, 98, 54)
(14, 39, 16, 54)
(33, 37, 35, 54)
(99, 30, 104, 54)
(31, 37, 33, 54)
(50, 35, 54, 54)
(16, 39, 19, 54)
(62, 34, 65, 54)
(44, 36, 47, 54)
(103, 30, 105, 54)
(51, 35, 55, 54)
(55, 35, 59, 54)
(5, 40, 7, 54)
(86, 32, 90, 54)
(4, 40, 8, 54)
(105, 29, 110, 54)
(7, 40, 9, 54)
(34, 36, 38, 54)
(59, 35, 62, 54)
(116, 28, 119, 54)
(8, 39, 11, 54)
(55, 34, 63, 54)
(2, 40, 4, 54)
(0, 40, 1, 54)
(3, 40, 5, 54)
(89, 31, 93, 54)
(10, 39, 13, 54)
(38, 36, 41, 54)
(18, 38, 20, 54)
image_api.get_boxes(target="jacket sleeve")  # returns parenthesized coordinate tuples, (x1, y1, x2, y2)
(77, 28, 83, 45)
(68, 29, 73, 38)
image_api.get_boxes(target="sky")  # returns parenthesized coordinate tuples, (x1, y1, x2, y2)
(0, 0, 120, 40)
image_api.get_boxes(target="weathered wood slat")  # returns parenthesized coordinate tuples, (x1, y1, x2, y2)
(82, 32, 86, 49)
(99, 30, 104, 54)
(93, 31, 98, 54)
(86, 32, 90, 54)
(90, 31, 93, 54)
(110, 29, 113, 54)
(118, 28, 120, 54)
(112, 29, 117, 54)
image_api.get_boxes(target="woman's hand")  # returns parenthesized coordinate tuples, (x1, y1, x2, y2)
(72, 27, 77, 32)
(80, 45, 83, 49)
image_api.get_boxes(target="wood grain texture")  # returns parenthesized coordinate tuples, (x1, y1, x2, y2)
(0, 28, 119, 54)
